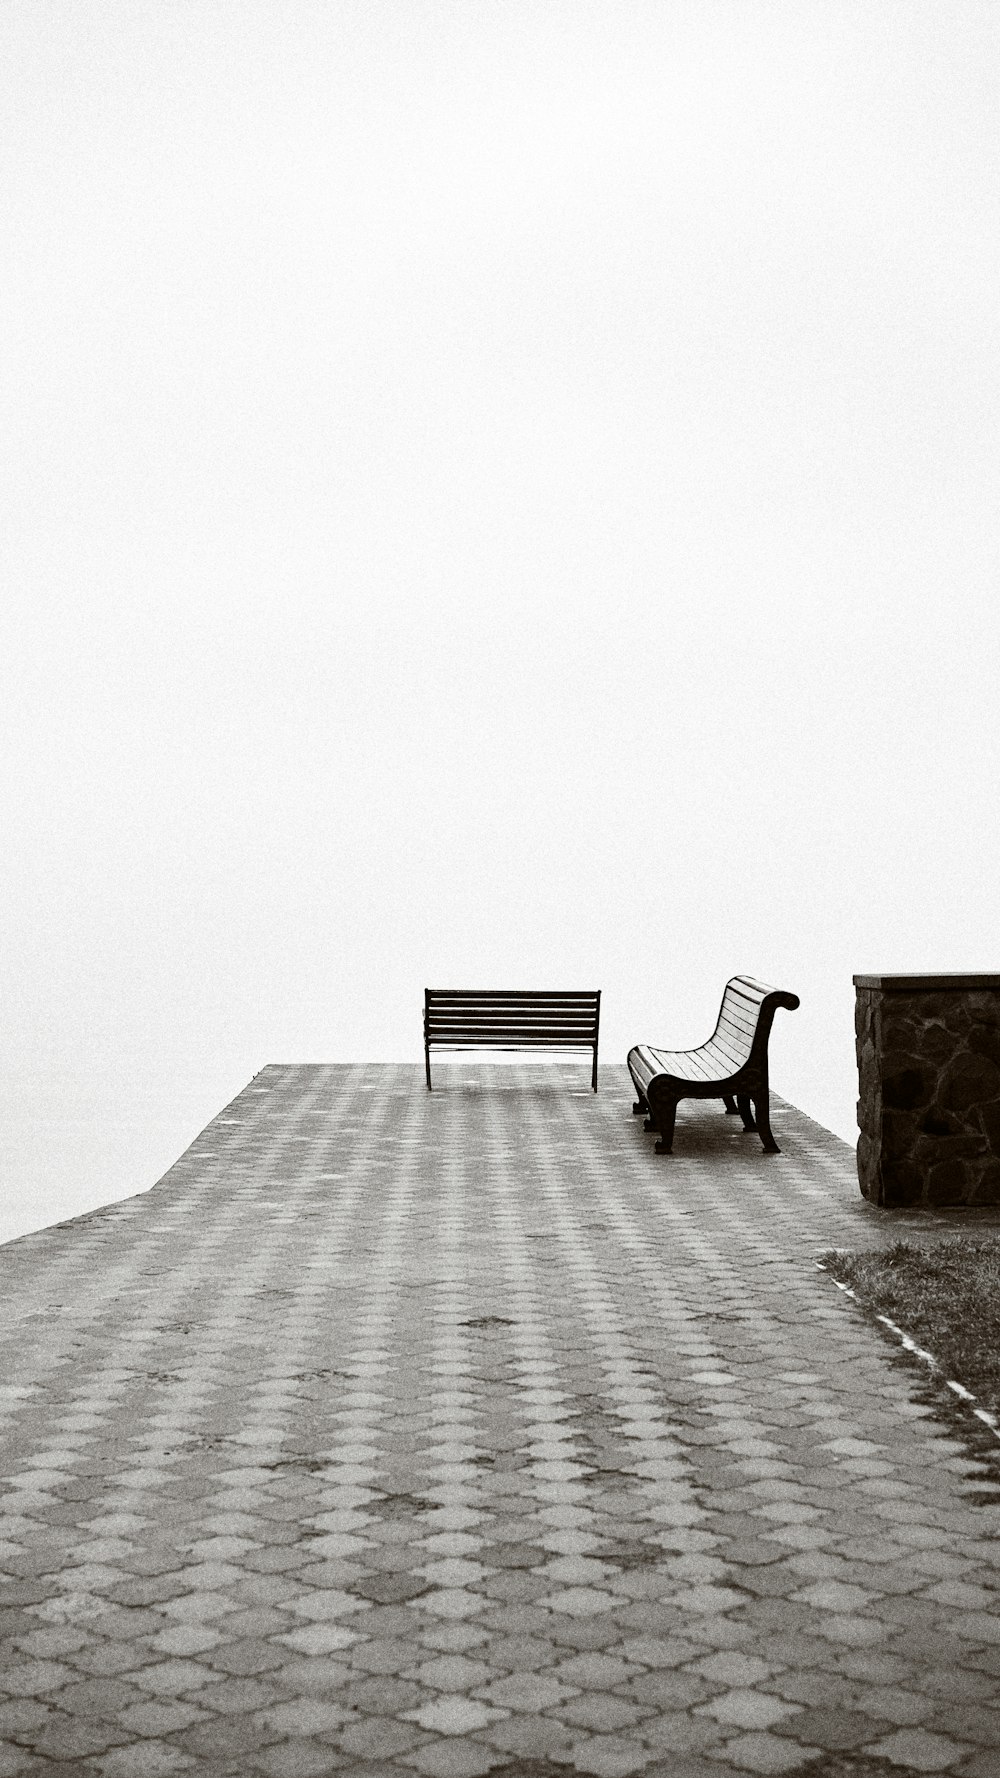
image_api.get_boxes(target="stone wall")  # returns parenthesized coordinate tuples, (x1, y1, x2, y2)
(855, 974, 1000, 1208)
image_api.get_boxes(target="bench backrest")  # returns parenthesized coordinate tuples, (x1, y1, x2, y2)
(705, 976, 800, 1073)
(424, 989, 601, 1052)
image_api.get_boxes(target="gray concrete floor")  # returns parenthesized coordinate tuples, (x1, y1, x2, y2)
(2, 1063, 1000, 1777)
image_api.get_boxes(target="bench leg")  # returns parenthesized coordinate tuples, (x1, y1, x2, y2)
(592, 1049, 598, 1093)
(425, 1046, 432, 1091)
(653, 1099, 677, 1156)
(632, 1100, 647, 1116)
(736, 1093, 756, 1132)
(752, 1090, 780, 1153)
(722, 1094, 739, 1115)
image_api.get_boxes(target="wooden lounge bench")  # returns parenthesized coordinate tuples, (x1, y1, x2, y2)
(424, 989, 601, 1091)
(628, 976, 799, 1155)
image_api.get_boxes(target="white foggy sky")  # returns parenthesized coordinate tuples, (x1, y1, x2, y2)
(2, 1, 999, 1237)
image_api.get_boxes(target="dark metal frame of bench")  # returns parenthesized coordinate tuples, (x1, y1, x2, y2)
(627, 976, 799, 1155)
(424, 990, 601, 1091)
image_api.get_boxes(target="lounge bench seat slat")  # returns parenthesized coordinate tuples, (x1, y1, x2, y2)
(704, 1036, 746, 1064)
(718, 1006, 760, 1032)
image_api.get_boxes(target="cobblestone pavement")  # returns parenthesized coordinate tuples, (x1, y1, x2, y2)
(2, 1063, 1000, 1778)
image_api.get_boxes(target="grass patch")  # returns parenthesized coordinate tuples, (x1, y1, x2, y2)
(820, 1236, 1000, 1417)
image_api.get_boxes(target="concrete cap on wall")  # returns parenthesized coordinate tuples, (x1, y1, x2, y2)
(853, 973, 1000, 991)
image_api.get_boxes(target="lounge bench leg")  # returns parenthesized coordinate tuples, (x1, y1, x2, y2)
(632, 1099, 647, 1116)
(736, 1093, 756, 1132)
(425, 1047, 432, 1091)
(653, 1100, 677, 1156)
(752, 1091, 780, 1153)
(723, 1094, 739, 1115)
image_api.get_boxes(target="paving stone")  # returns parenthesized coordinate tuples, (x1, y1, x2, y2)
(557, 1691, 650, 1733)
(771, 1705, 893, 1748)
(270, 1653, 354, 1696)
(95, 1742, 197, 1775)
(405, 1695, 505, 1734)
(564, 1733, 654, 1775)
(407, 1741, 497, 1777)
(1, 1659, 77, 1695)
(343, 1672, 422, 1713)
(642, 1761, 731, 1778)
(848, 1684, 937, 1726)
(621, 1668, 712, 1711)
(687, 1652, 781, 1687)
(956, 1754, 1000, 1778)
(479, 1634, 555, 1671)
(619, 1634, 702, 1668)
(252, 1740, 346, 1777)
(477, 1671, 577, 1711)
(336, 1712, 427, 1757)
(30, 1715, 131, 1759)
(931, 1704, 1000, 1747)
(0, 1702, 53, 1741)
(115, 1698, 209, 1736)
(255, 1697, 351, 1736)
(553, 1653, 636, 1690)
(131, 1657, 224, 1695)
(639, 1711, 727, 1755)
(191, 1674, 285, 1714)
(408, 1654, 494, 1691)
(715, 1729, 823, 1772)
(175, 1713, 278, 1759)
(0, 1745, 48, 1777)
(697, 1688, 803, 1733)
(865, 1727, 975, 1770)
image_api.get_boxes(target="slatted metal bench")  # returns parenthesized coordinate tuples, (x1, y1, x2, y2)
(424, 989, 601, 1091)
(628, 976, 799, 1155)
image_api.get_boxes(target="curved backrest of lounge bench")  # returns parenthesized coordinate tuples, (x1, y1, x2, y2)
(641, 976, 800, 1086)
(706, 975, 800, 1071)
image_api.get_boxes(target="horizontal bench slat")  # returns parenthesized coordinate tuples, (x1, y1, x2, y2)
(428, 1037, 595, 1048)
(423, 988, 594, 1002)
(427, 1029, 598, 1041)
(427, 1010, 597, 1019)
(425, 1008, 600, 1021)
(427, 1011, 597, 1021)
(421, 1017, 594, 1031)
(426, 1012, 599, 1025)
(423, 1017, 594, 1031)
